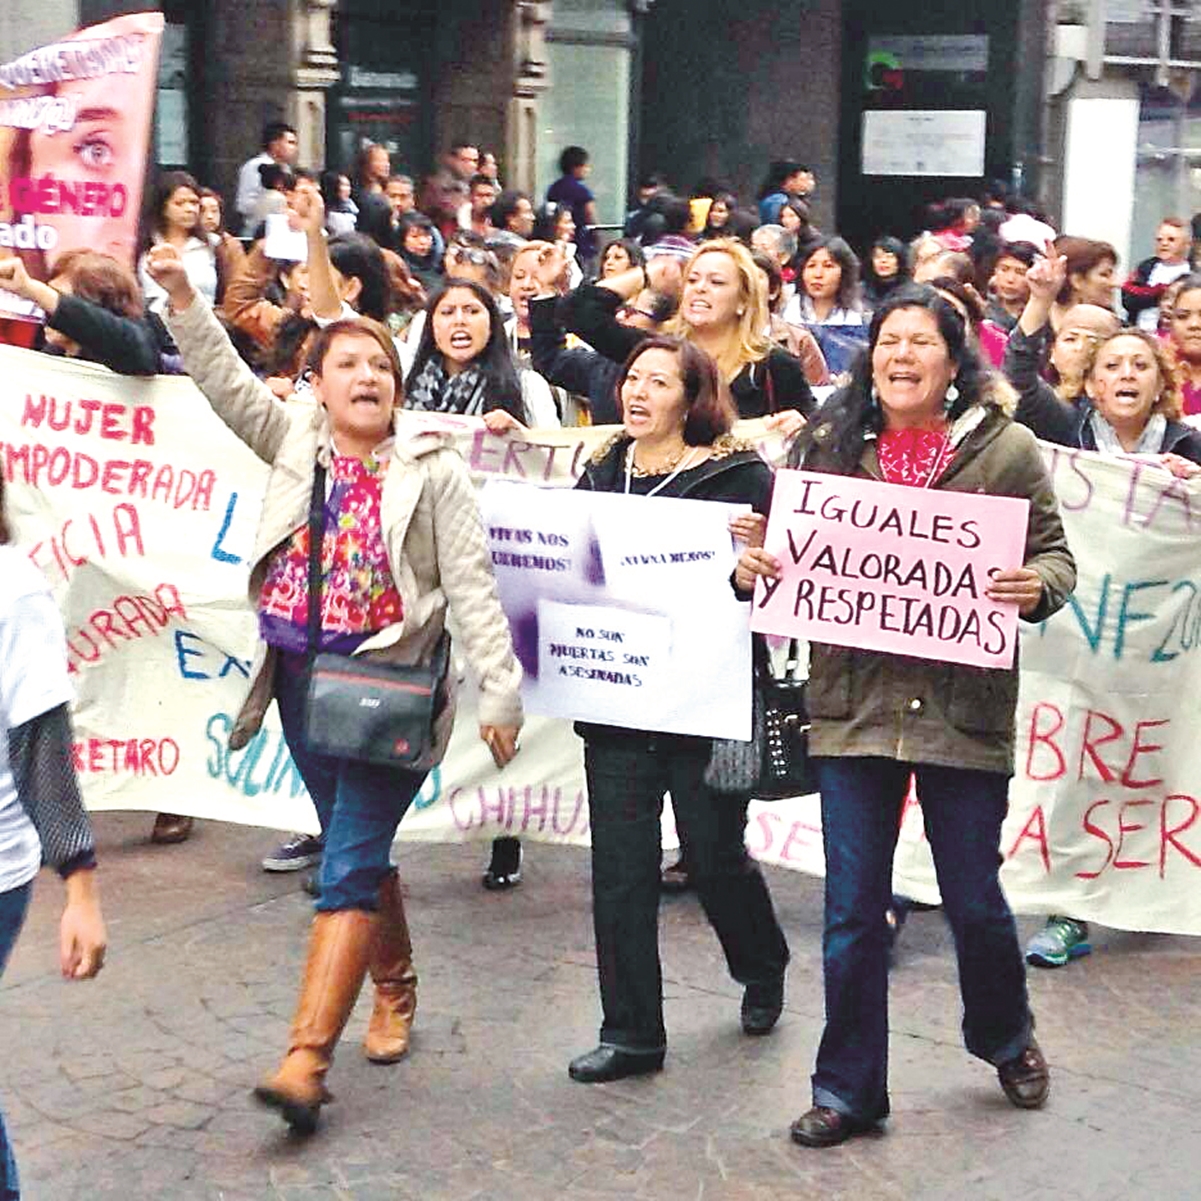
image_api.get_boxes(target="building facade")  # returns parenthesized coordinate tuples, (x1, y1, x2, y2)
(3, 0, 1064, 251)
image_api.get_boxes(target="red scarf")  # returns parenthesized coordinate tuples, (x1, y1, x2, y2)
(876, 427, 954, 488)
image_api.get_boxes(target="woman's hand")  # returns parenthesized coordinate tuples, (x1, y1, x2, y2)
(531, 243, 570, 294)
(764, 408, 807, 439)
(145, 244, 197, 312)
(729, 511, 767, 548)
(265, 376, 296, 401)
(734, 547, 782, 594)
(646, 256, 683, 301)
(60, 869, 106, 980)
(293, 188, 327, 238)
(1026, 241, 1066, 306)
(480, 724, 521, 768)
(0, 256, 59, 315)
(986, 567, 1044, 617)
(483, 409, 526, 435)
(0, 256, 34, 300)
(1158, 452, 1201, 479)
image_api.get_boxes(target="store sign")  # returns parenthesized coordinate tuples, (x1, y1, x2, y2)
(867, 34, 989, 74)
(861, 109, 987, 178)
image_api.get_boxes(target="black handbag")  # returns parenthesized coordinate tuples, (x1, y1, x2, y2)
(756, 639, 817, 800)
(303, 463, 450, 769)
(705, 640, 816, 799)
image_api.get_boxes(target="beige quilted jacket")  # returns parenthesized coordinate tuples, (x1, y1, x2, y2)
(165, 299, 523, 757)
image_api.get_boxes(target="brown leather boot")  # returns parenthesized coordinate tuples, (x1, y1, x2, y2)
(253, 908, 376, 1133)
(364, 871, 418, 1063)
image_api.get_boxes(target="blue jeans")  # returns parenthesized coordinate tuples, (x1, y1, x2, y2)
(274, 653, 427, 912)
(0, 882, 33, 1200)
(812, 757, 1031, 1122)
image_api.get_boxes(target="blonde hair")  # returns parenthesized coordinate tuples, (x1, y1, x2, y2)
(665, 239, 771, 380)
(1084, 327, 1183, 421)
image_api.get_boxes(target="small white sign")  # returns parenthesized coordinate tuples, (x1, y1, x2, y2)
(862, 109, 987, 178)
(537, 599, 671, 725)
(263, 213, 308, 262)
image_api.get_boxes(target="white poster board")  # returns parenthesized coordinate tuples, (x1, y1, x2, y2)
(478, 481, 753, 739)
(862, 109, 987, 177)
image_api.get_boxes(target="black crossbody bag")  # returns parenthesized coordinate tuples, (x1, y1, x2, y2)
(303, 463, 450, 769)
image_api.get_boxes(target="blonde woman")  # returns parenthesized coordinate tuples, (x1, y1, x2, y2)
(561, 237, 815, 436)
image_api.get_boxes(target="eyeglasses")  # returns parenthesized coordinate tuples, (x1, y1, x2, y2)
(617, 304, 657, 322)
(450, 248, 490, 267)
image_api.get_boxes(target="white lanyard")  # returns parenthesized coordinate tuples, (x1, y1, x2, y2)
(624, 443, 702, 497)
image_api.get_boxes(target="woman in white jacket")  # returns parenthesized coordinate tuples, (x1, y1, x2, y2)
(138, 172, 219, 316)
(144, 243, 524, 1135)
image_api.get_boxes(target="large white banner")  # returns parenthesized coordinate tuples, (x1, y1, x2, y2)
(2, 347, 1200, 933)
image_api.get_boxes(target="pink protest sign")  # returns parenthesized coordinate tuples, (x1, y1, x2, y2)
(750, 469, 1030, 669)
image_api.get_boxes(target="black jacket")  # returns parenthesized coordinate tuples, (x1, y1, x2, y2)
(529, 294, 622, 422)
(1003, 322, 1201, 461)
(560, 284, 816, 420)
(573, 433, 772, 747)
(45, 293, 175, 376)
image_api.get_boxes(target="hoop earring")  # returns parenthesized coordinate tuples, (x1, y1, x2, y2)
(944, 381, 960, 411)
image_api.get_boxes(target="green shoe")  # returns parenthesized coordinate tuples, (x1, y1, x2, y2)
(1026, 917, 1091, 968)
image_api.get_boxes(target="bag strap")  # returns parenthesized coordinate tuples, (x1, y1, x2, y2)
(764, 355, 777, 412)
(305, 463, 326, 662)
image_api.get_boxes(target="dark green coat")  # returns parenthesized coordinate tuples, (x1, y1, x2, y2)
(800, 401, 1076, 776)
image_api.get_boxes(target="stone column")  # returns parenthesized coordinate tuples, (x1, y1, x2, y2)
(291, 0, 339, 170)
(507, 0, 552, 195)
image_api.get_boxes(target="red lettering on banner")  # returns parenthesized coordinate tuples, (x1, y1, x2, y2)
(1079, 710, 1123, 783)
(1, 439, 214, 511)
(1113, 799, 1155, 869)
(1025, 702, 1066, 781)
(1121, 720, 1168, 789)
(777, 818, 821, 863)
(71, 737, 180, 776)
(1160, 795, 1201, 875)
(1077, 800, 1115, 879)
(1006, 806, 1051, 872)
(26, 504, 146, 584)
(63, 582, 187, 673)
(1077, 794, 1201, 879)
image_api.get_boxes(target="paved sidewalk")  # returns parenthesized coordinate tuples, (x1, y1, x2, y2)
(2, 813, 1199, 1200)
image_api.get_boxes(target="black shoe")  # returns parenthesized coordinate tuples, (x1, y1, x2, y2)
(789, 1106, 880, 1148)
(660, 857, 693, 893)
(567, 1044, 665, 1083)
(482, 837, 522, 891)
(262, 833, 325, 873)
(741, 977, 785, 1036)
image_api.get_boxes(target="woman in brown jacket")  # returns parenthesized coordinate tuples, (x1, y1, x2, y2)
(736, 285, 1076, 1148)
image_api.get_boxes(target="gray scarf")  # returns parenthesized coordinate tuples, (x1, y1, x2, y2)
(406, 356, 488, 415)
(1088, 409, 1167, 457)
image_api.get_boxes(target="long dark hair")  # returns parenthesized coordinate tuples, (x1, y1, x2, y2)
(268, 234, 393, 375)
(328, 234, 391, 321)
(798, 236, 862, 313)
(405, 278, 525, 419)
(863, 235, 909, 298)
(141, 170, 204, 252)
(792, 284, 990, 474)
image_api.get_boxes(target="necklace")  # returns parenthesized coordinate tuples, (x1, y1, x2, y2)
(628, 440, 690, 477)
(624, 442, 702, 497)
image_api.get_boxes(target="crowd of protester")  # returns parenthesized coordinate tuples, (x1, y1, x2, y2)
(2, 117, 1201, 1174)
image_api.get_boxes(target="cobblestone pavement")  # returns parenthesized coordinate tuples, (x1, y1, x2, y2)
(2, 813, 1198, 1200)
